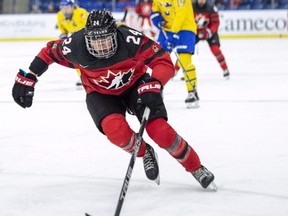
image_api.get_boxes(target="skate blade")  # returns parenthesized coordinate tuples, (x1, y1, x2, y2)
(154, 174, 160, 185)
(153, 153, 160, 185)
(76, 86, 83, 90)
(207, 181, 218, 192)
(146, 151, 161, 185)
(186, 102, 200, 109)
(224, 75, 230, 80)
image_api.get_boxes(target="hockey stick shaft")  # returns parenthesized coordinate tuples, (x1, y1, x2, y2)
(114, 107, 151, 216)
(161, 29, 186, 71)
(161, 28, 195, 89)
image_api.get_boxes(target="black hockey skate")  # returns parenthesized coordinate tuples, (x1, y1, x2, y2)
(143, 144, 160, 185)
(223, 69, 230, 80)
(192, 165, 218, 191)
(185, 90, 200, 109)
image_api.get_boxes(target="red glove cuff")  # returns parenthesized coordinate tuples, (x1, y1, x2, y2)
(15, 72, 36, 87)
(137, 81, 162, 95)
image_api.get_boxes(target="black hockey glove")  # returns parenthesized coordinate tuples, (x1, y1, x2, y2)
(137, 77, 163, 111)
(12, 69, 37, 108)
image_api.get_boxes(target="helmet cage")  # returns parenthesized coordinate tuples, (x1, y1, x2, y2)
(84, 9, 118, 59)
(85, 30, 117, 59)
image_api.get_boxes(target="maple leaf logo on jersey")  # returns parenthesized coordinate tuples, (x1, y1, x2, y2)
(93, 69, 134, 90)
(195, 14, 209, 28)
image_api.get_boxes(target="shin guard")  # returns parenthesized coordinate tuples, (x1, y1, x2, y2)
(178, 53, 197, 92)
(101, 114, 146, 157)
(210, 45, 228, 71)
(146, 118, 201, 172)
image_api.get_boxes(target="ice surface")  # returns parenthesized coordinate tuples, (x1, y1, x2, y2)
(1, 38, 288, 216)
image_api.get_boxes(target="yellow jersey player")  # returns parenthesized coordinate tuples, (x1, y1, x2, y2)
(57, 0, 89, 88)
(151, 0, 199, 108)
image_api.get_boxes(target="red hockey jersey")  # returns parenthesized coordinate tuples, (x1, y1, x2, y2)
(29, 24, 174, 95)
(192, 2, 220, 35)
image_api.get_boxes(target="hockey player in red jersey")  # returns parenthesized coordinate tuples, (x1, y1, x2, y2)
(12, 9, 216, 190)
(135, 0, 156, 38)
(193, 0, 230, 79)
(122, 0, 156, 39)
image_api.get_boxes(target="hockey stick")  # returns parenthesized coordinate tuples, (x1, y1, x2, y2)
(161, 28, 198, 103)
(85, 107, 151, 216)
(161, 28, 194, 85)
(161, 29, 186, 73)
(114, 106, 150, 216)
(120, 8, 128, 22)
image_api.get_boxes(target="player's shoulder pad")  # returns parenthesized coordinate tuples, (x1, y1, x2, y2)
(60, 29, 86, 63)
(76, 7, 89, 15)
(57, 10, 64, 19)
(116, 23, 145, 51)
(116, 22, 144, 37)
(116, 21, 128, 28)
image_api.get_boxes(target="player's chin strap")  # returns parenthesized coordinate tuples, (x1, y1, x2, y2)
(85, 107, 151, 216)
(161, 28, 195, 90)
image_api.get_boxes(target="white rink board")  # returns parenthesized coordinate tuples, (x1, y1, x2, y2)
(0, 10, 288, 40)
(218, 9, 288, 36)
(0, 14, 59, 39)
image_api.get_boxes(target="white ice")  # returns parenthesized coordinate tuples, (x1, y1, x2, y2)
(0, 38, 288, 216)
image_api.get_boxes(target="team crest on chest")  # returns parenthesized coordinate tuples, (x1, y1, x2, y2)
(93, 69, 134, 90)
(195, 14, 209, 28)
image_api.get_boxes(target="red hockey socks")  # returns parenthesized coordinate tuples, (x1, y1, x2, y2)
(146, 118, 201, 172)
(210, 44, 228, 71)
(101, 114, 146, 157)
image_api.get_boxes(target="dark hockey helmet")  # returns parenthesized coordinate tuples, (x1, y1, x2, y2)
(59, 0, 75, 19)
(84, 9, 118, 59)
